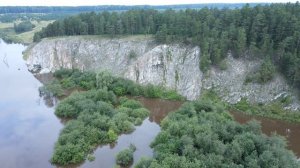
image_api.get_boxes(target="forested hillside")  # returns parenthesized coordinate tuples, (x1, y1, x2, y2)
(34, 3, 300, 92)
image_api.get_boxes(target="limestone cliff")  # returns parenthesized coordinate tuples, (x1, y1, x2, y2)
(25, 36, 300, 109)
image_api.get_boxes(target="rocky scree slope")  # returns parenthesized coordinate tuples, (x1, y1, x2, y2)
(25, 36, 300, 109)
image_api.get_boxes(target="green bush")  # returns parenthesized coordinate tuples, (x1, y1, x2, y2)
(41, 80, 64, 97)
(116, 144, 136, 167)
(129, 50, 137, 59)
(121, 99, 143, 109)
(87, 154, 95, 161)
(53, 68, 74, 78)
(42, 69, 187, 166)
(245, 59, 276, 84)
(61, 78, 76, 89)
(131, 108, 150, 119)
(45, 69, 184, 101)
(137, 100, 300, 167)
(134, 157, 153, 168)
(14, 21, 35, 33)
(143, 84, 163, 98)
(55, 102, 77, 118)
(194, 99, 214, 113)
(163, 90, 184, 100)
(51, 88, 150, 165)
(113, 86, 126, 96)
(108, 129, 118, 143)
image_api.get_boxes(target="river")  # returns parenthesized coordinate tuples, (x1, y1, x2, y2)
(0, 40, 63, 168)
(0, 40, 299, 168)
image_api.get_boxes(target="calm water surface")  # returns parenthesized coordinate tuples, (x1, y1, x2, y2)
(0, 39, 299, 168)
(0, 40, 62, 168)
(82, 97, 183, 168)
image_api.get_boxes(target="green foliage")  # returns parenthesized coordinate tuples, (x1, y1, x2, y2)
(46, 69, 184, 166)
(121, 99, 143, 109)
(60, 78, 76, 89)
(116, 144, 136, 167)
(136, 98, 300, 167)
(129, 50, 137, 59)
(134, 157, 154, 168)
(51, 88, 149, 165)
(53, 68, 74, 78)
(245, 59, 276, 84)
(40, 80, 64, 97)
(258, 59, 276, 83)
(87, 154, 95, 161)
(232, 98, 300, 123)
(131, 108, 150, 119)
(43, 69, 184, 101)
(200, 53, 211, 72)
(34, 3, 300, 92)
(13, 21, 35, 33)
(143, 84, 163, 98)
(108, 129, 118, 142)
(96, 71, 113, 90)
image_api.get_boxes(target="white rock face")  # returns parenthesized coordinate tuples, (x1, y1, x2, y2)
(26, 36, 300, 108)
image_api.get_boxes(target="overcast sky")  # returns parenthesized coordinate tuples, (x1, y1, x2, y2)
(0, 0, 298, 6)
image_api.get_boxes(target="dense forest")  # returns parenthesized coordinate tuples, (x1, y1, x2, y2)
(34, 3, 300, 92)
(13, 21, 35, 33)
(135, 97, 300, 167)
(0, 4, 263, 14)
(0, 13, 73, 22)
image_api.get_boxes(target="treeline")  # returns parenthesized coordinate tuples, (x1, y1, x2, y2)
(0, 13, 74, 23)
(13, 21, 35, 33)
(34, 3, 300, 91)
(0, 4, 261, 14)
(135, 97, 300, 167)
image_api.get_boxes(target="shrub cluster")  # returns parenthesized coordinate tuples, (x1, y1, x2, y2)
(135, 98, 300, 167)
(41, 69, 184, 100)
(51, 90, 149, 165)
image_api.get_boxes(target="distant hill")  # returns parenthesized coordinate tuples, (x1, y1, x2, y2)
(0, 3, 269, 14)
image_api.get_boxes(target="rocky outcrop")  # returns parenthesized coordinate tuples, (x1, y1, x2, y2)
(25, 36, 300, 109)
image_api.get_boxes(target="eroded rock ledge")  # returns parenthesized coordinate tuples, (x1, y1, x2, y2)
(25, 36, 300, 109)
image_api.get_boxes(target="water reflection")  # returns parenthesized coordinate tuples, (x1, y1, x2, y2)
(0, 40, 62, 168)
(82, 98, 183, 168)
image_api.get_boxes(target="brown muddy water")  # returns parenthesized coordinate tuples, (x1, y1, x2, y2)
(1, 39, 299, 168)
(230, 111, 300, 157)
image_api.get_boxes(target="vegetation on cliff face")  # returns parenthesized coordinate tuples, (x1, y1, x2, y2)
(201, 89, 300, 123)
(35, 3, 300, 90)
(134, 96, 300, 168)
(232, 97, 300, 123)
(41, 69, 184, 100)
